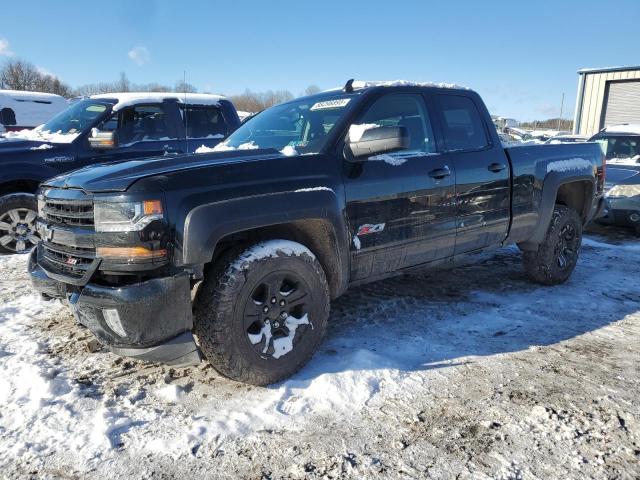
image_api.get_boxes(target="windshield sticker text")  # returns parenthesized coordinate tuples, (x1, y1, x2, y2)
(310, 99, 351, 111)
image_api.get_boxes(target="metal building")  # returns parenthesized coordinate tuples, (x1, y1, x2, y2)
(573, 66, 640, 137)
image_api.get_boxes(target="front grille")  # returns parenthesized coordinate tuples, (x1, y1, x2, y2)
(41, 242, 96, 280)
(42, 198, 94, 227)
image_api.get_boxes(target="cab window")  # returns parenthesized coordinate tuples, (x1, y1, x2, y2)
(436, 95, 489, 151)
(97, 104, 175, 144)
(181, 105, 229, 139)
(354, 93, 436, 154)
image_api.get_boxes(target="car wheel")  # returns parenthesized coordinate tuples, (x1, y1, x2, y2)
(194, 239, 330, 385)
(0, 193, 39, 254)
(523, 205, 583, 285)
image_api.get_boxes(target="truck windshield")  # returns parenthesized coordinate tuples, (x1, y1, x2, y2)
(215, 94, 356, 155)
(40, 100, 110, 138)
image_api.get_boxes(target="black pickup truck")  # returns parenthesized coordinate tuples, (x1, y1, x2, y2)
(0, 93, 240, 253)
(29, 81, 605, 385)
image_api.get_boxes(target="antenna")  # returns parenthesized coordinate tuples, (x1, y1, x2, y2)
(183, 70, 189, 153)
(343, 78, 355, 93)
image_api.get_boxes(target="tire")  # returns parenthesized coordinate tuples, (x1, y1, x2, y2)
(0, 193, 39, 254)
(523, 205, 583, 285)
(194, 240, 330, 385)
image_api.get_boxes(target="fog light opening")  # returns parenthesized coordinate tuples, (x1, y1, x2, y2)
(103, 308, 127, 337)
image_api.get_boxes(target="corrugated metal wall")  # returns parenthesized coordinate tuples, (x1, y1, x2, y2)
(576, 69, 640, 136)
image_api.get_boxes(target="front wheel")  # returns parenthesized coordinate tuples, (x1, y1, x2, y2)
(0, 193, 39, 254)
(523, 205, 583, 285)
(194, 240, 330, 385)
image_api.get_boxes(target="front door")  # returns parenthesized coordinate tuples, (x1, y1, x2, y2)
(343, 93, 457, 280)
(75, 102, 182, 168)
(434, 93, 510, 254)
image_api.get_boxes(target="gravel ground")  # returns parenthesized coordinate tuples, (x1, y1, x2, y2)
(0, 225, 639, 480)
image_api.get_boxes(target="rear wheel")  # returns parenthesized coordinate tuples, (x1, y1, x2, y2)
(0, 193, 39, 254)
(194, 240, 330, 385)
(523, 205, 582, 285)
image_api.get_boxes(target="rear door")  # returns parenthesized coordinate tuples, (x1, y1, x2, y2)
(434, 93, 510, 254)
(344, 92, 457, 280)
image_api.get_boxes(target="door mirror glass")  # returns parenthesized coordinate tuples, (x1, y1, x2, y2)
(89, 128, 118, 150)
(347, 125, 409, 160)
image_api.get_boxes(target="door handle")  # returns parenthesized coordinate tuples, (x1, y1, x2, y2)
(428, 165, 451, 179)
(488, 162, 506, 173)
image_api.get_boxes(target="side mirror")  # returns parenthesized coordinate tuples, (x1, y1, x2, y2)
(347, 125, 409, 161)
(89, 128, 118, 150)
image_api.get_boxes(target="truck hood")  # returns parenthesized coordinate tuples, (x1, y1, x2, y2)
(43, 149, 284, 192)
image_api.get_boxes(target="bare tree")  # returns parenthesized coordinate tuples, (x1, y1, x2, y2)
(304, 85, 321, 96)
(230, 89, 294, 113)
(174, 80, 198, 93)
(0, 59, 72, 97)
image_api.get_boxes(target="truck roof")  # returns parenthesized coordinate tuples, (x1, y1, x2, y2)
(0, 89, 67, 102)
(601, 124, 640, 136)
(90, 92, 227, 111)
(323, 79, 470, 94)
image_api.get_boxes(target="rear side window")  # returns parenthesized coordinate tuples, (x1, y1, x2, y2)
(436, 95, 489, 151)
(182, 105, 229, 139)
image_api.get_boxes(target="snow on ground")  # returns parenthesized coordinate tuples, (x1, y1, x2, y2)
(0, 226, 639, 479)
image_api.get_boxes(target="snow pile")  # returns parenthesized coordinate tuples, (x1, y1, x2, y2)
(195, 141, 258, 154)
(1, 230, 640, 476)
(30, 143, 54, 150)
(602, 124, 640, 135)
(280, 145, 298, 156)
(547, 158, 593, 173)
(294, 186, 334, 193)
(0, 126, 79, 144)
(90, 92, 224, 111)
(369, 153, 408, 166)
(351, 80, 468, 91)
(232, 240, 315, 271)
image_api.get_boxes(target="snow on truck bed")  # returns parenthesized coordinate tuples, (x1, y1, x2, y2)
(0, 228, 639, 478)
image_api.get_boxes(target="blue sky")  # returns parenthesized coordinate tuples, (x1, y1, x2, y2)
(1, 0, 638, 121)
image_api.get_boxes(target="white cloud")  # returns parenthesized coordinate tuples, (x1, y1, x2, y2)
(127, 46, 150, 66)
(0, 38, 14, 56)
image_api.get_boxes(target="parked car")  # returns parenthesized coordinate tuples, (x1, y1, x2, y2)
(545, 134, 588, 144)
(29, 80, 605, 385)
(0, 90, 68, 134)
(589, 124, 640, 233)
(0, 92, 240, 253)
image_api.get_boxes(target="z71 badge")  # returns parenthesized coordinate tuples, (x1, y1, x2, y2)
(356, 223, 386, 236)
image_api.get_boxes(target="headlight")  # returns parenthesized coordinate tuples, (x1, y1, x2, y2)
(94, 200, 163, 232)
(606, 184, 640, 199)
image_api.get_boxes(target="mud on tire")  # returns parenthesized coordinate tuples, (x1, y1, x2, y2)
(523, 205, 583, 285)
(194, 240, 330, 385)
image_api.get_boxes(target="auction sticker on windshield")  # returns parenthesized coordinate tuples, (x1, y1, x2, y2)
(310, 99, 351, 111)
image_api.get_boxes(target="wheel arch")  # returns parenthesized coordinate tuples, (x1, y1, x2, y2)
(180, 192, 350, 299)
(518, 173, 595, 250)
(0, 179, 41, 197)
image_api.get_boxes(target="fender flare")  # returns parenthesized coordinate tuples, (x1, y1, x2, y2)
(179, 189, 349, 293)
(521, 171, 595, 248)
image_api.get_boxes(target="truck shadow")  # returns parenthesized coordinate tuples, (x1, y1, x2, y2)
(288, 229, 640, 384)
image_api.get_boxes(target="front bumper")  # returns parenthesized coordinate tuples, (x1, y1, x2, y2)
(598, 196, 640, 227)
(29, 249, 201, 367)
